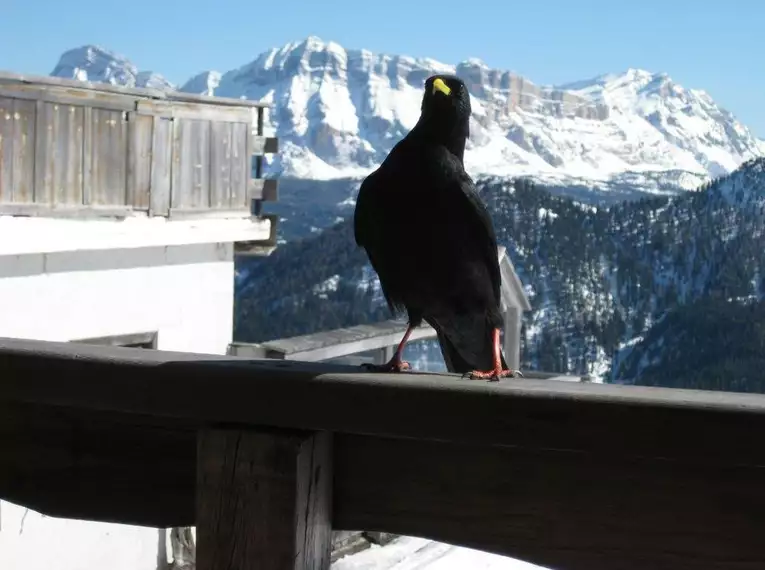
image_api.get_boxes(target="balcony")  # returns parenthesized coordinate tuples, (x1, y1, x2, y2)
(0, 70, 278, 221)
(1, 336, 764, 570)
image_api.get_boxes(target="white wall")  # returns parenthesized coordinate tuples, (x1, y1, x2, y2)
(0, 244, 235, 354)
(0, 225, 251, 570)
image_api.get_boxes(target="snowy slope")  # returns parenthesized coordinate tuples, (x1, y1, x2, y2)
(333, 536, 547, 570)
(49, 39, 764, 196)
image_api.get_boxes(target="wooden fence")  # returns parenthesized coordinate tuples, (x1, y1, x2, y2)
(0, 70, 278, 219)
(1, 336, 764, 570)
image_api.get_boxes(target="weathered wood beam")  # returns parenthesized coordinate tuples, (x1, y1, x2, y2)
(2, 336, 765, 457)
(0, 69, 271, 108)
(166, 91, 271, 109)
(248, 178, 279, 202)
(250, 133, 280, 155)
(0, 85, 136, 112)
(0, 69, 167, 99)
(3, 338, 765, 569)
(135, 99, 253, 124)
(229, 320, 437, 361)
(197, 428, 332, 570)
(1, 400, 764, 570)
(0, 203, 142, 219)
(336, 434, 765, 570)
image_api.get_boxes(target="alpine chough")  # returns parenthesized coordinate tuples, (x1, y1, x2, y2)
(353, 74, 522, 381)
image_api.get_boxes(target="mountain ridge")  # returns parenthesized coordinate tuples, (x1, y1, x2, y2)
(47, 38, 764, 199)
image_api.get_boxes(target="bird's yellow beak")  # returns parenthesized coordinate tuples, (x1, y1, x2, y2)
(432, 78, 452, 97)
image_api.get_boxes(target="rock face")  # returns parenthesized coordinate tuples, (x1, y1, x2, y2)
(50, 38, 765, 194)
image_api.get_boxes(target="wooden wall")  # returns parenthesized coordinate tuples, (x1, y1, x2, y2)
(0, 74, 278, 219)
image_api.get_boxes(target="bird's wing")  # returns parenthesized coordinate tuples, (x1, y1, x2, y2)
(353, 167, 407, 314)
(439, 157, 503, 306)
(353, 170, 377, 248)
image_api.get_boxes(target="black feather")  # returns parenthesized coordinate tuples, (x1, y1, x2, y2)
(354, 74, 507, 373)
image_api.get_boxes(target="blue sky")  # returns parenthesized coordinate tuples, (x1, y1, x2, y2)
(1, 0, 762, 135)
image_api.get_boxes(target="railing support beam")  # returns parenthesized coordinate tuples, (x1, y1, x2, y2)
(197, 428, 333, 570)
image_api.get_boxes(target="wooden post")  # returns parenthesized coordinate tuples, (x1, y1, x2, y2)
(503, 306, 522, 371)
(196, 428, 333, 570)
(377, 345, 395, 364)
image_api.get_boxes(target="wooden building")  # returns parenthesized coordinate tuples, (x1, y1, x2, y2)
(0, 69, 278, 570)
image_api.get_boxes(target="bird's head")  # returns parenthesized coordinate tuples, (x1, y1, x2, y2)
(419, 74, 471, 142)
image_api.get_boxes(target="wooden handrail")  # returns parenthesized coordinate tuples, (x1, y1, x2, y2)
(1, 336, 765, 570)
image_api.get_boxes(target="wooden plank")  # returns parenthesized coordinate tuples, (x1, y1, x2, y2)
(503, 306, 522, 371)
(240, 120, 256, 212)
(87, 108, 128, 206)
(0, 69, 167, 99)
(0, 97, 35, 203)
(209, 121, 232, 208)
(1, 400, 764, 570)
(165, 90, 270, 108)
(32, 100, 52, 204)
(0, 401, 196, 527)
(135, 99, 252, 124)
(230, 320, 437, 361)
(335, 434, 765, 570)
(171, 118, 210, 209)
(229, 121, 249, 209)
(30, 101, 86, 206)
(197, 429, 332, 570)
(126, 112, 153, 209)
(3, 337, 765, 461)
(0, 203, 135, 219)
(252, 108, 265, 216)
(0, 85, 138, 113)
(150, 116, 172, 216)
(250, 134, 279, 155)
(167, 208, 250, 220)
(0, 99, 10, 202)
(498, 246, 532, 311)
(0, 97, 14, 202)
(82, 106, 92, 204)
(0, 70, 272, 109)
(248, 178, 278, 201)
(54, 103, 85, 206)
(191, 118, 211, 209)
(10, 98, 35, 202)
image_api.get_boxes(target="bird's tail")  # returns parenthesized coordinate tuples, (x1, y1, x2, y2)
(433, 314, 508, 374)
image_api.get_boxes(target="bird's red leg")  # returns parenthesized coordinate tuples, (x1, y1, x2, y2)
(466, 328, 523, 381)
(362, 325, 414, 372)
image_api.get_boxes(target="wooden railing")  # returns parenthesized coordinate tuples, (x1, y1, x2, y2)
(232, 245, 535, 371)
(0, 70, 278, 220)
(1, 336, 764, 570)
(229, 319, 588, 381)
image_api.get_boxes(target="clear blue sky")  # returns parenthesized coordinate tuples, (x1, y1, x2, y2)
(1, 0, 762, 136)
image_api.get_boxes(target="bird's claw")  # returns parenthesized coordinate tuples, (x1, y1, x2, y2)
(361, 359, 412, 373)
(463, 368, 523, 382)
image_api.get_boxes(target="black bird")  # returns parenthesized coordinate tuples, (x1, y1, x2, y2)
(353, 74, 522, 381)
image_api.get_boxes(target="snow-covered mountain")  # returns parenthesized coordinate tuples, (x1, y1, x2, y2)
(49, 38, 764, 195)
(51, 45, 175, 91)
